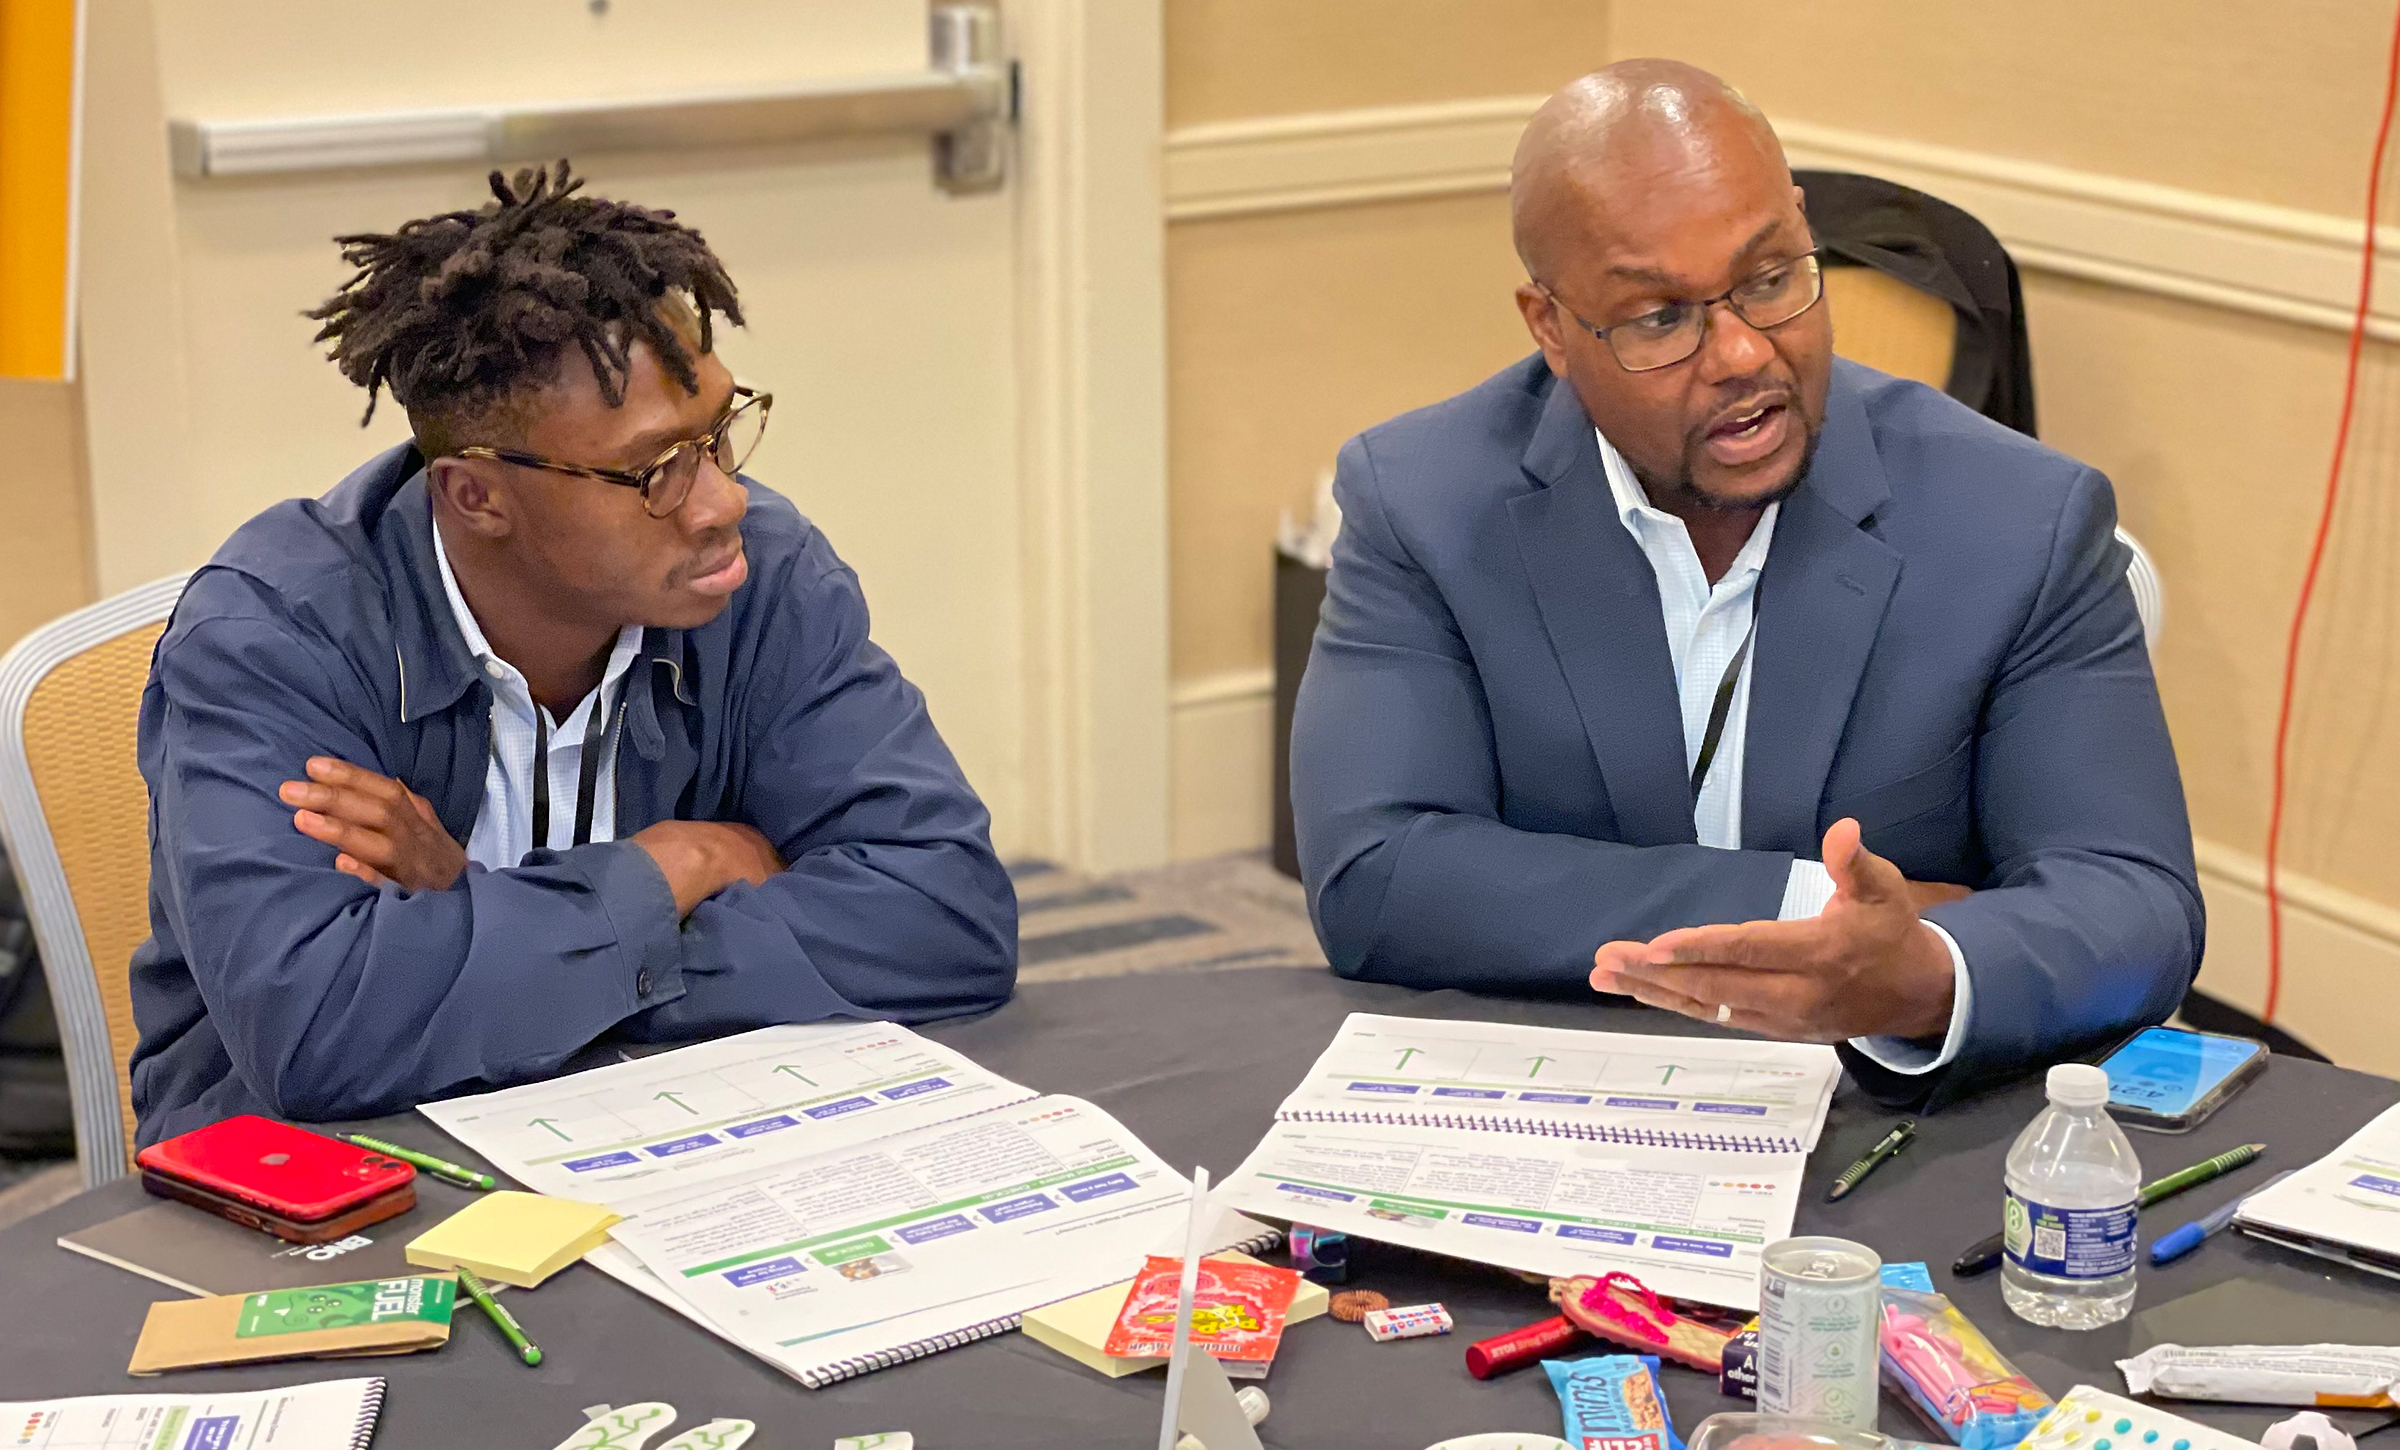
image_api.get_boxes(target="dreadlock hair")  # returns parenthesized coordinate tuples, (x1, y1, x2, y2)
(306, 160, 744, 453)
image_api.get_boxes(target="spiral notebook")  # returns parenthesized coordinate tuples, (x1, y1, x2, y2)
(419, 1022, 1281, 1388)
(0, 1376, 384, 1449)
(1216, 1014, 1841, 1310)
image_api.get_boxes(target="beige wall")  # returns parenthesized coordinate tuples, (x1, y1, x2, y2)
(1611, 0, 2400, 221)
(0, 378, 96, 647)
(1167, 0, 1612, 127)
(1168, 192, 1531, 681)
(1162, 0, 1607, 688)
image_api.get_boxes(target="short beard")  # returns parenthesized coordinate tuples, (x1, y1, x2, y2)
(1632, 418, 1821, 514)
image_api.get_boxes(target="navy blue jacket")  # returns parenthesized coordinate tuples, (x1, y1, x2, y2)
(131, 445, 1017, 1143)
(1292, 357, 2203, 1102)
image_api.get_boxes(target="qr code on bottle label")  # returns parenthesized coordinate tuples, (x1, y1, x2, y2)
(2033, 1224, 2065, 1260)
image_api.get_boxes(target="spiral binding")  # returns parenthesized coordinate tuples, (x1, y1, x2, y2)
(794, 1225, 1286, 1388)
(349, 1379, 387, 1450)
(1278, 1107, 1799, 1155)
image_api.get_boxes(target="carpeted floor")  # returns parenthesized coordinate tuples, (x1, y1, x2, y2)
(1008, 851, 1326, 982)
(0, 852, 1327, 1233)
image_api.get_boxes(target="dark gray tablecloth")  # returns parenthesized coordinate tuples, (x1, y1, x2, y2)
(5, 967, 2396, 1448)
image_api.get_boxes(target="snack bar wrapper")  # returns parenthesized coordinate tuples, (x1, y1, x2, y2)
(1547, 1354, 1685, 1450)
(1879, 1287, 2051, 1449)
(2119, 1345, 2400, 1408)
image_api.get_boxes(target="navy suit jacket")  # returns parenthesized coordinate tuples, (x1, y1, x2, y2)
(1292, 355, 2203, 1103)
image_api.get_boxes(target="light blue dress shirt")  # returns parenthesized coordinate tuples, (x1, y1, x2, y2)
(1595, 427, 1971, 1073)
(432, 523, 645, 870)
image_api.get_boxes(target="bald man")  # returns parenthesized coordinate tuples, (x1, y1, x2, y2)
(1289, 61, 2201, 1103)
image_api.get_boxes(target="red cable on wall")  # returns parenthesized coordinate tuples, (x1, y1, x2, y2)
(2261, 6, 2400, 1022)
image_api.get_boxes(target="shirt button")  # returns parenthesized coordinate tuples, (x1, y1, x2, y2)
(484, 661, 505, 679)
(636, 969, 653, 996)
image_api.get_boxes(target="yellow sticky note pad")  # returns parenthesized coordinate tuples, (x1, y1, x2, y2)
(405, 1191, 619, 1288)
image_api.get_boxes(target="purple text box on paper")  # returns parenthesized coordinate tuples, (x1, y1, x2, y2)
(1433, 1087, 1506, 1099)
(2351, 1174, 2400, 1198)
(723, 1257, 805, 1288)
(725, 1115, 798, 1139)
(643, 1134, 720, 1158)
(1277, 1183, 1356, 1203)
(1605, 1097, 1677, 1110)
(1694, 1103, 1769, 1117)
(1462, 1213, 1543, 1233)
(1347, 1082, 1420, 1094)
(1061, 1173, 1138, 1202)
(804, 1096, 877, 1120)
(1558, 1224, 1637, 1245)
(979, 1193, 1059, 1224)
(1651, 1235, 1734, 1258)
(564, 1151, 640, 1173)
(881, 1077, 952, 1101)
(183, 1417, 241, 1450)
(1520, 1092, 1592, 1105)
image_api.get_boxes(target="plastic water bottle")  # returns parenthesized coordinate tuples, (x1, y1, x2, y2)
(2002, 1062, 2142, 1329)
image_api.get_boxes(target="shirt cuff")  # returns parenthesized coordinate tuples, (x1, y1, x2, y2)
(1849, 921, 1973, 1075)
(1778, 859, 1837, 920)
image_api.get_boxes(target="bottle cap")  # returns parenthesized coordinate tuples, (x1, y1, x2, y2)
(2047, 1062, 2110, 1107)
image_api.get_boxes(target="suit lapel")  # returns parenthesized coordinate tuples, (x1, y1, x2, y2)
(1509, 375, 1697, 846)
(1742, 366, 1902, 854)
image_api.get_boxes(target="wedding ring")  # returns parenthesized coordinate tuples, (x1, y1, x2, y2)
(1715, 1002, 1733, 1024)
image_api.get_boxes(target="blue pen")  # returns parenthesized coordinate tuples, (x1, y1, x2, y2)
(2150, 1168, 2296, 1265)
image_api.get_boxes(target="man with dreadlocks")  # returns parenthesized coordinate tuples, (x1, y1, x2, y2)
(127, 164, 1018, 1142)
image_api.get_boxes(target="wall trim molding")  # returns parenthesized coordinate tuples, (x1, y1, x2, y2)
(2193, 837, 2400, 955)
(1161, 95, 2400, 340)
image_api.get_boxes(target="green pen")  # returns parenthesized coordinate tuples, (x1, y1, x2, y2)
(343, 1133, 497, 1190)
(2137, 1143, 2265, 1208)
(456, 1267, 543, 1367)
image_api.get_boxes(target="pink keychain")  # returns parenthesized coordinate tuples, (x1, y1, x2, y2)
(1548, 1271, 1741, 1372)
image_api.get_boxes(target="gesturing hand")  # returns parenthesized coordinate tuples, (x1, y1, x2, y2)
(1589, 818, 1963, 1042)
(278, 757, 467, 893)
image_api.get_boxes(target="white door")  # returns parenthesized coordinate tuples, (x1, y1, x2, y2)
(78, 0, 1170, 869)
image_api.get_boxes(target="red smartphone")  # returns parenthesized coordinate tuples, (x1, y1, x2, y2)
(137, 1116, 416, 1242)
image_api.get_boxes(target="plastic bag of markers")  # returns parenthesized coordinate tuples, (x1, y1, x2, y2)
(1547, 1354, 1685, 1450)
(1879, 1287, 2051, 1450)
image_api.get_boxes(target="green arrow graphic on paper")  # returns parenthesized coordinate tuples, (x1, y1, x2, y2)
(528, 1117, 570, 1142)
(774, 1065, 818, 1086)
(1525, 1055, 1555, 1077)
(1393, 1047, 1423, 1070)
(1659, 1064, 1682, 1085)
(655, 1091, 698, 1115)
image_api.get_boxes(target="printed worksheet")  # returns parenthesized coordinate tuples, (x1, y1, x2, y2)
(1276, 1014, 1841, 1152)
(1217, 1120, 1801, 1309)
(607, 1094, 1226, 1382)
(420, 1022, 1035, 1206)
(1, 1378, 383, 1449)
(2237, 1101, 2400, 1264)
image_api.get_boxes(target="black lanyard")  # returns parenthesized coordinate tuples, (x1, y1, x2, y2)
(527, 689, 621, 856)
(1689, 612, 1758, 799)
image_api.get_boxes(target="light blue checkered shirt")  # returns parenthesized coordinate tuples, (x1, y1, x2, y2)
(1596, 427, 1970, 1073)
(433, 524, 645, 871)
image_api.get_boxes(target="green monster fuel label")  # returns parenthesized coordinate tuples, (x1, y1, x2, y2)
(236, 1275, 457, 1338)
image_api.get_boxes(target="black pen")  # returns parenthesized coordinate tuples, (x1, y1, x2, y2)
(1826, 1119, 1916, 1202)
(1953, 1230, 2006, 1277)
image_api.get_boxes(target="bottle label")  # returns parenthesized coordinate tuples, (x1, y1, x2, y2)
(2003, 1191, 2136, 1278)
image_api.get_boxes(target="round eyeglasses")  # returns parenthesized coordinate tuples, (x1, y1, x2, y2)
(452, 386, 773, 518)
(1541, 251, 1827, 373)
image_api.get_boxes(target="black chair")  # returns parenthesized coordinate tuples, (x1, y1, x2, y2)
(1795, 168, 2039, 436)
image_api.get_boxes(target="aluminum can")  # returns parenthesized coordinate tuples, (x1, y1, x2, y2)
(1757, 1235, 1882, 1428)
